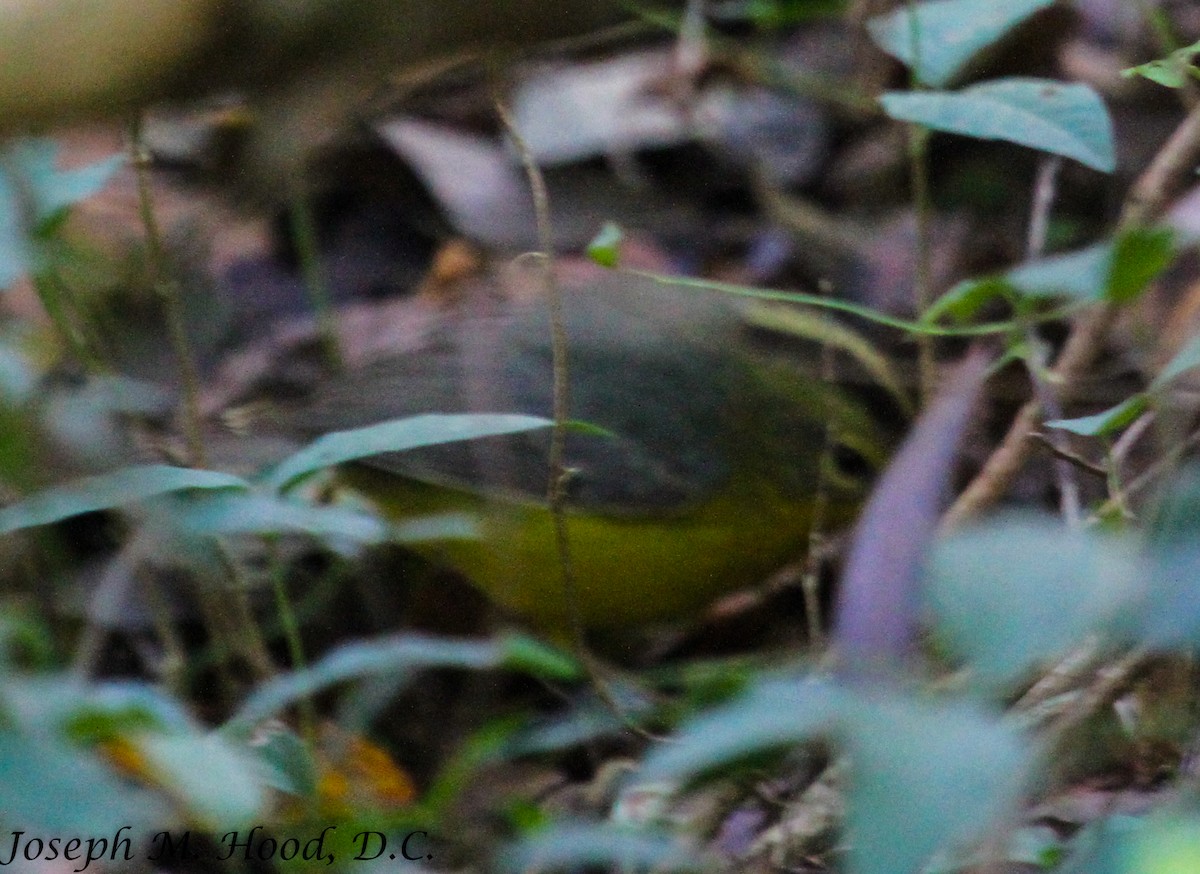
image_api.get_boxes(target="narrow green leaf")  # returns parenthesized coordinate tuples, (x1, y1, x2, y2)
(586, 221, 624, 268)
(881, 78, 1116, 172)
(1044, 394, 1148, 436)
(227, 635, 502, 730)
(265, 413, 552, 492)
(866, 0, 1056, 87)
(499, 633, 582, 682)
(923, 276, 1014, 324)
(174, 491, 389, 543)
(0, 465, 249, 535)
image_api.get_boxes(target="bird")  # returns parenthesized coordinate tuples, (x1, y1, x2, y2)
(287, 268, 889, 632)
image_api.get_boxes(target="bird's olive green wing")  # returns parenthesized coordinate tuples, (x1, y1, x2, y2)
(291, 277, 876, 514)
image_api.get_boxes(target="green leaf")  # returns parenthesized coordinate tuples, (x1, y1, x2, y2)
(923, 276, 1014, 324)
(1138, 468, 1200, 648)
(843, 692, 1030, 874)
(1123, 39, 1200, 89)
(6, 140, 124, 224)
(881, 78, 1116, 172)
(641, 677, 848, 782)
(498, 633, 582, 682)
(132, 733, 267, 829)
(252, 726, 318, 796)
(1044, 394, 1148, 436)
(586, 221, 624, 268)
(0, 465, 249, 535)
(0, 729, 159, 832)
(227, 634, 503, 731)
(172, 490, 389, 543)
(1003, 241, 1111, 301)
(0, 140, 123, 289)
(926, 514, 1140, 688)
(866, 0, 1056, 87)
(264, 413, 552, 492)
(1107, 226, 1175, 304)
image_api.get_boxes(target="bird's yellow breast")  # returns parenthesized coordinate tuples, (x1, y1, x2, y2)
(341, 464, 821, 631)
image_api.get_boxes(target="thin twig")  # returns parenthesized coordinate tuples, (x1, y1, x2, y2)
(1021, 156, 1081, 526)
(490, 90, 585, 652)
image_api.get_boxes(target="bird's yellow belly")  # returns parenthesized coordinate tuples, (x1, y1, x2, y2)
(341, 468, 815, 631)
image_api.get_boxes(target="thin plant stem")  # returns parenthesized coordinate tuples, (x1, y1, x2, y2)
(129, 115, 207, 469)
(288, 194, 343, 372)
(267, 538, 315, 744)
(904, 0, 936, 401)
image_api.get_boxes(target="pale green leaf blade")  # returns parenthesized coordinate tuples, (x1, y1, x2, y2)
(866, 0, 1056, 87)
(1044, 394, 1148, 436)
(881, 78, 1116, 172)
(0, 465, 250, 535)
(265, 413, 552, 492)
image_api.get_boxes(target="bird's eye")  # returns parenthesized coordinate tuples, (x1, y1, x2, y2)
(829, 442, 873, 484)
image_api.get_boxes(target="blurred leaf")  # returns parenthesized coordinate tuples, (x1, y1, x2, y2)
(881, 79, 1115, 172)
(0, 465, 249, 535)
(498, 633, 582, 682)
(171, 490, 389, 543)
(5, 140, 124, 225)
(926, 514, 1140, 689)
(132, 732, 268, 829)
(843, 691, 1030, 874)
(644, 676, 1029, 874)
(501, 822, 702, 873)
(0, 140, 122, 289)
(265, 413, 552, 492)
(1107, 227, 1176, 304)
(1138, 467, 1200, 648)
(1152, 330, 1200, 389)
(866, 0, 1055, 87)
(1123, 40, 1200, 89)
(923, 276, 1014, 324)
(834, 349, 988, 679)
(61, 682, 195, 743)
(1125, 814, 1200, 874)
(586, 221, 624, 268)
(0, 729, 158, 832)
(227, 635, 502, 731)
(1044, 394, 1148, 436)
(641, 677, 848, 783)
(254, 727, 318, 796)
(944, 227, 1168, 314)
(1003, 240, 1110, 300)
